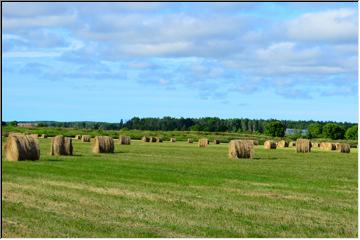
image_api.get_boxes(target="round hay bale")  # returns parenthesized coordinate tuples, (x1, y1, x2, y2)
(289, 141, 296, 147)
(214, 139, 220, 144)
(142, 136, 150, 142)
(319, 142, 336, 151)
(156, 137, 163, 143)
(149, 137, 157, 142)
(40, 134, 48, 138)
(170, 138, 176, 143)
(92, 136, 114, 154)
(74, 135, 81, 140)
(30, 134, 39, 139)
(5, 134, 40, 161)
(198, 138, 208, 147)
(81, 135, 91, 142)
(228, 140, 254, 159)
(187, 138, 193, 143)
(277, 140, 289, 148)
(251, 140, 259, 146)
(119, 135, 131, 145)
(337, 143, 350, 153)
(296, 139, 311, 153)
(264, 140, 276, 149)
(50, 135, 73, 156)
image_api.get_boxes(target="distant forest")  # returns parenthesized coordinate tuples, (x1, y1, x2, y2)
(3, 117, 356, 133)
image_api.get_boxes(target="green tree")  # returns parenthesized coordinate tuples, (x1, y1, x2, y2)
(264, 121, 286, 137)
(307, 123, 322, 138)
(8, 121, 17, 126)
(322, 123, 345, 140)
(345, 125, 358, 140)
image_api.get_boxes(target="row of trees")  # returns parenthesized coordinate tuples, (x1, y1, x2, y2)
(4, 117, 357, 140)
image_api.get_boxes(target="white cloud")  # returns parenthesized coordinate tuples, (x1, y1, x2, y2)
(287, 8, 357, 42)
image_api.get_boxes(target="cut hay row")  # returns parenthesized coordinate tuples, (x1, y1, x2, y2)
(264, 140, 276, 149)
(50, 135, 73, 156)
(119, 135, 131, 145)
(228, 140, 253, 159)
(296, 139, 311, 153)
(5, 134, 40, 161)
(92, 136, 114, 154)
(198, 138, 209, 147)
(81, 135, 91, 142)
(277, 140, 289, 148)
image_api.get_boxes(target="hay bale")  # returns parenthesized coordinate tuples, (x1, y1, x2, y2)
(289, 141, 296, 147)
(92, 136, 114, 153)
(81, 135, 91, 142)
(142, 136, 150, 142)
(319, 142, 336, 151)
(311, 142, 319, 148)
(119, 135, 131, 145)
(74, 135, 81, 140)
(5, 134, 40, 161)
(149, 137, 157, 142)
(296, 139, 311, 153)
(187, 138, 193, 143)
(198, 138, 208, 147)
(40, 134, 48, 138)
(170, 138, 176, 143)
(277, 140, 289, 148)
(51, 135, 73, 156)
(30, 134, 39, 139)
(156, 137, 163, 143)
(251, 140, 259, 145)
(214, 139, 220, 144)
(337, 143, 350, 153)
(264, 140, 276, 149)
(228, 140, 254, 159)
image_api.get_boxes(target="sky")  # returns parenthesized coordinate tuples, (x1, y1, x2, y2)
(2, 2, 358, 122)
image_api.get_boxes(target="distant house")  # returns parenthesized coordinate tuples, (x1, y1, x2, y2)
(285, 128, 308, 136)
(17, 122, 38, 127)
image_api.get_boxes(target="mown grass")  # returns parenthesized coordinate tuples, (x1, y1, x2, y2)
(2, 138, 358, 237)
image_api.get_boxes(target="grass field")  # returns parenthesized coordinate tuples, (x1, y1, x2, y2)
(2, 138, 358, 237)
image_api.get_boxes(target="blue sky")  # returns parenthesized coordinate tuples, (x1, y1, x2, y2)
(2, 2, 358, 122)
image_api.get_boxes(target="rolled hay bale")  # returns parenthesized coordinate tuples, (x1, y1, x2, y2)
(30, 134, 39, 139)
(156, 137, 163, 143)
(149, 137, 157, 142)
(277, 140, 289, 148)
(119, 135, 131, 145)
(5, 134, 40, 161)
(264, 140, 276, 149)
(74, 135, 81, 140)
(187, 138, 193, 143)
(337, 143, 350, 153)
(296, 139, 311, 153)
(92, 136, 114, 154)
(319, 142, 336, 151)
(198, 138, 209, 147)
(251, 140, 259, 145)
(214, 139, 220, 144)
(228, 140, 254, 159)
(50, 135, 73, 156)
(170, 138, 176, 143)
(40, 134, 48, 138)
(81, 135, 91, 142)
(142, 136, 150, 142)
(289, 141, 296, 147)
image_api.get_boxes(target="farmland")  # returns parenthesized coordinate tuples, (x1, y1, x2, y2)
(2, 137, 358, 237)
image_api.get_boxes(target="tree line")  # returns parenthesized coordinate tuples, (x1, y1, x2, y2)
(3, 117, 357, 140)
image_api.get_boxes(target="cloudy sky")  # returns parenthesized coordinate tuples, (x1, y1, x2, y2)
(2, 2, 358, 122)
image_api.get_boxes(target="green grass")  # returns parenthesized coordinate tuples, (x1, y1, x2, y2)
(2, 138, 358, 237)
